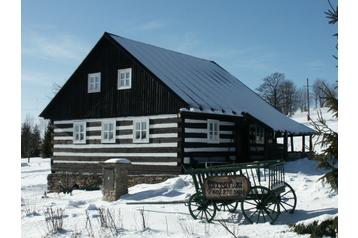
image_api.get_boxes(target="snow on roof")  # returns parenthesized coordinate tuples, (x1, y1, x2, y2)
(108, 33, 314, 135)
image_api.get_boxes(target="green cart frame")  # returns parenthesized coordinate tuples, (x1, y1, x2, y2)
(185, 160, 296, 224)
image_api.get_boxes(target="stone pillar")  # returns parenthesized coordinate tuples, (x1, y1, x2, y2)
(102, 158, 131, 202)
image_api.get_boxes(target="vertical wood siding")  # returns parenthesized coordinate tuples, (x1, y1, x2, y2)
(40, 36, 187, 120)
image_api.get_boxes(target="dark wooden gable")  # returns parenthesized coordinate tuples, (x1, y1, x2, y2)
(40, 34, 187, 120)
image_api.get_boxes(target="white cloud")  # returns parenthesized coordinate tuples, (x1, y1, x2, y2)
(134, 20, 166, 31)
(23, 30, 89, 62)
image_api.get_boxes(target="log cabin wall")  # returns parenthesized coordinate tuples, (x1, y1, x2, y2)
(179, 112, 240, 166)
(52, 114, 181, 175)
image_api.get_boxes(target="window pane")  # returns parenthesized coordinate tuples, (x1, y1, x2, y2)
(108, 132, 113, 139)
(120, 73, 125, 79)
(135, 122, 140, 130)
(125, 79, 129, 86)
(141, 121, 147, 129)
(80, 134, 84, 140)
(125, 72, 130, 78)
(80, 125, 84, 132)
(104, 133, 108, 140)
(142, 131, 147, 139)
(135, 131, 140, 139)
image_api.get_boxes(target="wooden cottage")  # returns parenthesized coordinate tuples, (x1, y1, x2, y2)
(40, 32, 314, 191)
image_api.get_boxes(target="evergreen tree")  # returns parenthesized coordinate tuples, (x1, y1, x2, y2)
(31, 125, 41, 157)
(312, 83, 337, 191)
(21, 121, 32, 160)
(41, 121, 53, 158)
(311, 0, 338, 191)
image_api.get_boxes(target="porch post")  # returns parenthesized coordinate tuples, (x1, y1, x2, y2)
(283, 132, 288, 160)
(302, 135, 305, 152)
(309, 135, 313, 152)
(290, 135, 294, 152)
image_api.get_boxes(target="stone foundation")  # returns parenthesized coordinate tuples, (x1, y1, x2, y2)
(128, 175, 176, 187)
(47, 173, 103, 193)
(47, 173, 177, 193)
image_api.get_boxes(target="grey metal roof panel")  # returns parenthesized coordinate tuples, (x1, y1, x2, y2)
(108, 33, 314, 134)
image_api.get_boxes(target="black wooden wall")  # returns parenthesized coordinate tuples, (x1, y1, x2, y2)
(40, 34, 187, 120)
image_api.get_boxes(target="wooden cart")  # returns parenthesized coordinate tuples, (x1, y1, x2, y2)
(185, 160, 296, 224)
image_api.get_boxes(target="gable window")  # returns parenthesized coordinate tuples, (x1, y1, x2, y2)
(250, 124, 265, 144)
(88, 72, 101, 93)
(207, 119, 220, 143)
(133, 118, 149, 143)
(73, 121, 86, 144)
(101, 120, 116, 143)
(117, 68, 132, 90)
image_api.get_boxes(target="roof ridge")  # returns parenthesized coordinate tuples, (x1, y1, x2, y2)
(105, 32, 214, 63)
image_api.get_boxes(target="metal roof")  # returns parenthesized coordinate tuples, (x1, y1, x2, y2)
(108, 33, 314, 135)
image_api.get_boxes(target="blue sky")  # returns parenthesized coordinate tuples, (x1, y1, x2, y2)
(21, 0, 337, 122)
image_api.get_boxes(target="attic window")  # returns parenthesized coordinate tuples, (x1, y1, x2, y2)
(118, 68, 132, 90)
(73, 121, 86, 144)
(207, 119, 220, 143)
(88, 72, 101, 93)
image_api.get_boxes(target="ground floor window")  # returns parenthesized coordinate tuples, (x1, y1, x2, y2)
(73, 121, 86, 144)
(101, 120, 116, 143)
(207, 119, 220, 143)
(133, 118, 149, 143)
(249, 124, 265, 144)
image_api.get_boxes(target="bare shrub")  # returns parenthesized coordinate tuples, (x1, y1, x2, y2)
(22, 199, 40, 217)
(44, 207, 65, 234)
(218, 220, 240, 238)
(165, 216, 169, 236)
(70, 229, 82, 238)
(85, 210, 95, 238)
(138, 207, 148, 231)
(178, 218, 196, 238)
(97, 207, 122, 236)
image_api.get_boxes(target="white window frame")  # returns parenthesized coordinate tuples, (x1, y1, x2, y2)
(101, 120, 116, 143)
(88, 72, 101, 93)
(207, 119, 220, 144)
(73, 121, 86, 144)
(133, 118, 149, 143)
(117, 68, 132, 90)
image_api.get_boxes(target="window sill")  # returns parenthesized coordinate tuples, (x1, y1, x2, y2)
(117, 87, 131, 90)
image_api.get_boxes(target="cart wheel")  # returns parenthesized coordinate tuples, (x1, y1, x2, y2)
(214, 201, 238, 213)
(188, 192, 216, 222)
(278, 182, 297, 214)
(241, 186, 280, 224)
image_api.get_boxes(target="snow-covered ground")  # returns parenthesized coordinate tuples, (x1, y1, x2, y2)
(21, 158, 337, 238)
(21, 108, 337, 237)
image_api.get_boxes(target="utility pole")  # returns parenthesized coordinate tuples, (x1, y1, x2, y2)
(306, 78, 310, 121)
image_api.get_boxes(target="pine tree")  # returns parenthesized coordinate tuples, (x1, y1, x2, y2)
(311, 83, 338, 191)
(21, 121, 32, 160)
(31, 125, 41, 157)
(311, 1, 338, 191)
(42, 121, 54, 158)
